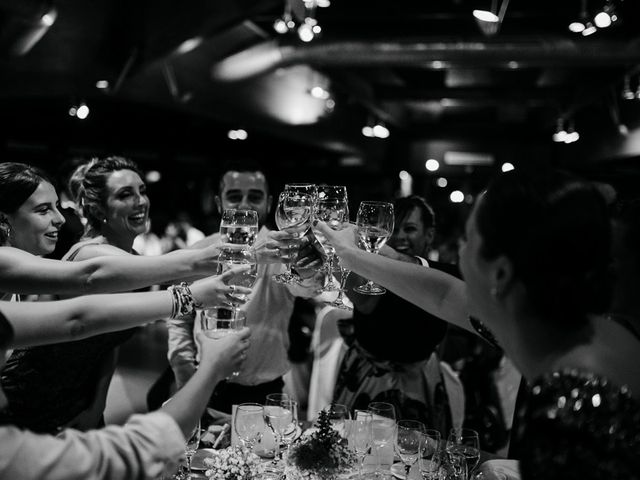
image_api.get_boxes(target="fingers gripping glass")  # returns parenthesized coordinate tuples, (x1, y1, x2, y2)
(353, 201, 394, 295)
(201, 307, 247, 377)
(273, 185, 316, 284)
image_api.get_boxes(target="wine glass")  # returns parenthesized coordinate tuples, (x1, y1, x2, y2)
(353, 201, 394, 295)
(311, 185, 349, 292)
(326, 256, 353, 311)
(217, 247, 258, 312)
(368, 401, 396, 478)
(395, 420, 426, 479)
(327, 403, 351, 439)
(235, 403, 265, 450)
(273, 187, 315, 284)
(219, 209, 259, 248)
(446, 428, 480, 479)
(183, 420, 201, 478)
(419, 430, 442, 480)
(264, 393, 294, 467)
(201, 306, 247, 339)
(349, 409, 373, 480)
(281, 399, 299, 455)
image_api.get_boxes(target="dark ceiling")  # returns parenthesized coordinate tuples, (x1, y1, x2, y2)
(1, 0, 640, 206)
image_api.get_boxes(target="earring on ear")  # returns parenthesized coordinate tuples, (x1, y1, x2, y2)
(102, 218, 108, 224)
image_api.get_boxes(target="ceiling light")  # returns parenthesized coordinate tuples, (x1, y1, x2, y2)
(450, 191, 464, 203)
(618, 124, 629, 135)
(594, 11, 611, 28)
(581, 22, 597, 36)
(622, 75, 635, 100)
(564, 123, 580, 143)
(41, 10, 57, 27)
(425, 159, 440, 172)
(298, 23, 315, 42)
(568, 21, 586, 33)
(436, 177, 448, 188)
(76, 103, 89, 120)
(310, 86, 330, 100)
(372, 123, 390, 138)
(472, 10, 499, 23)
(95, 80, 109, 90)
(552, 118, 567, 142)
(273, 17, 289, 34)
(399, 170, 410, 181)
(176, 37, 203, 55)
(361, 126, 374, 137)
(145, 171, 161, 183)
(316, 0, 330, 6)
(569, 0, 589, 34)
(501, 162, 515, 172)
(68, 106, 77, 116)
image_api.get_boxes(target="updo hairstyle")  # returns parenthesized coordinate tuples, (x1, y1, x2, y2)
(69, 156, 143, 233)
(475, 169, 612, 325)
(394, 195, 435, 229)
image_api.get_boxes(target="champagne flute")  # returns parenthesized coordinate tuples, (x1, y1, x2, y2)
(368, 402, 396, 478)
(311, 185, 349, 292)
(273, 188, 315, 284)
(235, 403, 265, 450)
(419, 430, 442, 480)
(183, 420, 201, 478)
(353, 201, 394, 295)
(219, 209, 259, 248)
(395, 420, 426, 479)
(349, 410, 373, 480)
(446, 428, 480, 479)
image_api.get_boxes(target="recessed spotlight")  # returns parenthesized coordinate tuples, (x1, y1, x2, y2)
(425, 159, 440, 172)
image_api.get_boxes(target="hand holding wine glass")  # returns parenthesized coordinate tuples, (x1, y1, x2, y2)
(354, 201, 394, 295)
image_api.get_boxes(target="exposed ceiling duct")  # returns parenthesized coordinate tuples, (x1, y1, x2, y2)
(212, 38, 640, 82)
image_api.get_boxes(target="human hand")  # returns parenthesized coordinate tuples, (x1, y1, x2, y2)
(312, 220, 358, 256)
(190, 265, 253, 308)
(473, 460, 520, 480)
(292, 233, 324, 279)
(197, 327, 251, 378)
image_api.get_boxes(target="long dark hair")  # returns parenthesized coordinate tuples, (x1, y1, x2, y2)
(0, 162, 54, 244)
(476, 169, 612, 324)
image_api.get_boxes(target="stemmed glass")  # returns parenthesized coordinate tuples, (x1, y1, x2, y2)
(446, 428, 480, 479)
(311, 185, 349, 292)
(368, 401, 396, 478)
(349, 410, 373, 480)
(395, 420, 426, 479)
(280, 399, 299, 456)
(235, 403, 266, 450)
(327, 403, 351, 439)
(418, 429, 442, 480)
(182, 420, 201, 479)
(326, 256, 353, 311)
(353, 201, 394, 295)
(273, 185, 316, 284)
(264, 393, 294, 467)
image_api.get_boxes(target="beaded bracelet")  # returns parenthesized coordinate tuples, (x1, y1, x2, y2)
(168, 282, 202, 319)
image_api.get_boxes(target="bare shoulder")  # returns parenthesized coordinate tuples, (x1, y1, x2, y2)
(67, 242, 130, 261)
(190, 233, 220, 250)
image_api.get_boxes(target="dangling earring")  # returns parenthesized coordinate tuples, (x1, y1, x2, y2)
(0, 220, 12, 245)
(102, 218, 108, 224)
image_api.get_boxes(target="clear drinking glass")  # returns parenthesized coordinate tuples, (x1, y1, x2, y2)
(327, 403, 351, 439)
(368, 401, 396, 478)
(354, 201, 394, 295)
(349, 410, 373, 480)
(264, 393, 294, 467)
(395, 420, 427, 479)
(235, 403, 266, 450)
(273, 188, 315, 284)
(419, 429, 442, 480)
(280, 399, 299, 455)
(311, 185, 349, 292)
(217, 248, 258, 312)
(446, 428, 480, 479)
(219, 209, 259, 248)
(201, 306, 247, 339)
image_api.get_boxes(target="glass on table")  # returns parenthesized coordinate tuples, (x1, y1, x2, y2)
(368, 402, 396, 478)
(348, 409, 373, 480)
(181, 420, 201, 479)
(264, 393, 294, 469)
(418, 429, 442, 480)
(326, 402, 351, 438)
(446, 428, 480, 479)
(353, 201, 394, 295)
(395, 420, 426, 479)
(234, 403, 265, 450)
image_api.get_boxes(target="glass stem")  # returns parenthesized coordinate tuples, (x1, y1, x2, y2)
(335, 270, 350, 304)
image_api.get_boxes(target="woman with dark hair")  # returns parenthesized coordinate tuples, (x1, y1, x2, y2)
(333, 195, 456, 434)
(0, 157, 246, 433)
(316, 169, 640, 478)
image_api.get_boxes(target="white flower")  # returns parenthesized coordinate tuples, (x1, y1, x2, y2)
(203, 446, 261, 480)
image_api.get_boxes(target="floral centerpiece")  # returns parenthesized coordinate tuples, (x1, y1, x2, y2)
(286, 408, 356, 480)
(203, 445, 263, 480)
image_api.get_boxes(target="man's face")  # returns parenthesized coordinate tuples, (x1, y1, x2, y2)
(217, 171, 271, 226)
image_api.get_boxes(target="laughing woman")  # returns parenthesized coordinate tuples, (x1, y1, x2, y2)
(1, 157, 175, 432)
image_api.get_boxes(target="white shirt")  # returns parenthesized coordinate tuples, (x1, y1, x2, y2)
(0, 411, 185, 480)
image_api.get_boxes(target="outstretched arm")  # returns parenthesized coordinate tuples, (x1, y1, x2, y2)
(0, 245, 225, 295)
(1, 266, 251, 348)
(314, 221, 474, 333)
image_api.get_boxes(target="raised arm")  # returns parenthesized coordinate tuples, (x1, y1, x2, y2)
(0, 244, 224, 295)
(1, 266, 251, 348)
(314, 221, 474, 333)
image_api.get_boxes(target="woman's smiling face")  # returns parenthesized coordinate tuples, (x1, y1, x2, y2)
(101, 169, 150, 241)
(6, 181, 65, 256)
